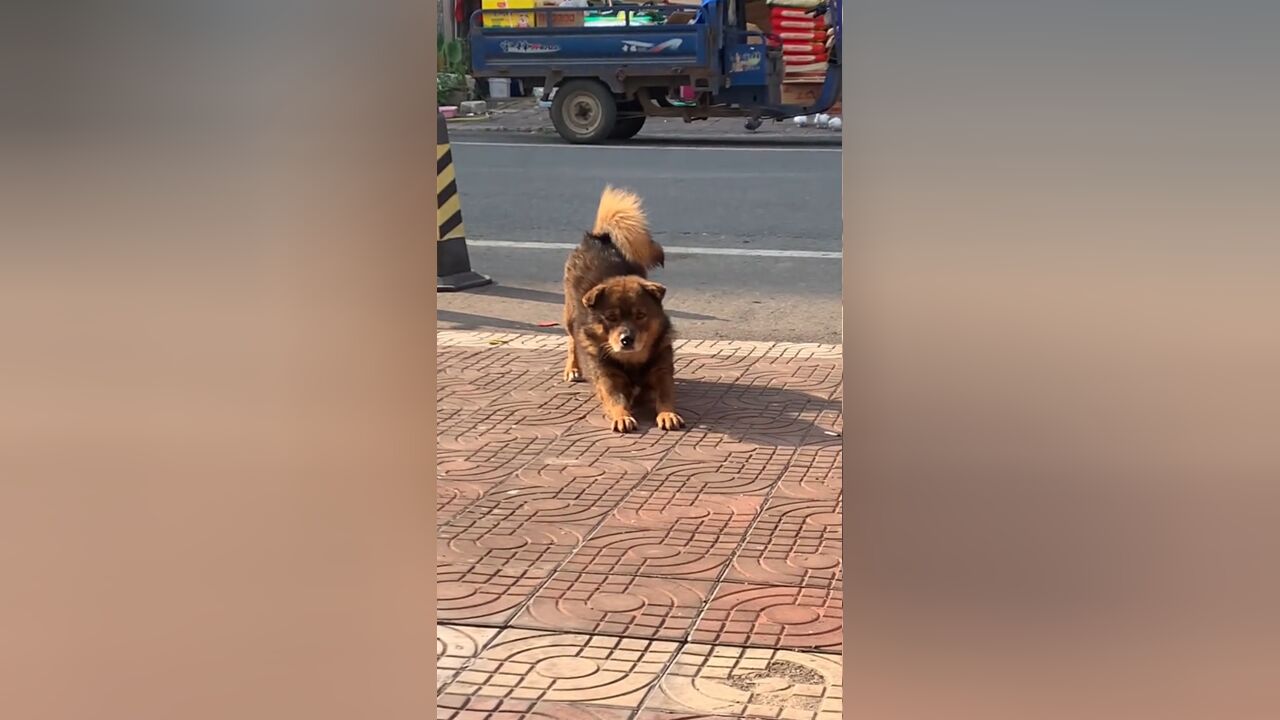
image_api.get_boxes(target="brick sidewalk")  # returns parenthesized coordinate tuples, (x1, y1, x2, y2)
(449, 98, 842, 143)
(436, 330, 842, 719)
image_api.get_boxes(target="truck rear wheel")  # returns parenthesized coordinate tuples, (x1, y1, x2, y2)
(609, 101, 647, 140)
(609, 116, 647, 140)
(550, 80, 617, 144)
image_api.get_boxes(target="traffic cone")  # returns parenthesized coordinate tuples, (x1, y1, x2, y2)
(437, 110, 492, 292)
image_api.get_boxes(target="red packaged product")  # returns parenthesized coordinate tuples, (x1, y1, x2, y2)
(777, 30, 828, 41)
(781, 42, 827, 55)
(771, 7, 815, 19)
(774, 19, 824, 30)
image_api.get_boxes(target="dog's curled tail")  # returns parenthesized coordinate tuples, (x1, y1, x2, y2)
(593, 185, 664, 269)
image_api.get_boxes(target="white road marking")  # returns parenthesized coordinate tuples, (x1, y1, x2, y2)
(452, 140, 841, 153)
(468, 239, 841, 259)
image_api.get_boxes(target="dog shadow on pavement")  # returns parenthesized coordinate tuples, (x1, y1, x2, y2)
(663, 377, 842, 448)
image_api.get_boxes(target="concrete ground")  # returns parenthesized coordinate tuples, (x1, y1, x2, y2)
(436, 330, 842, 719)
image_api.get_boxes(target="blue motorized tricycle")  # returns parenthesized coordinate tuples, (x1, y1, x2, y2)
(469, 0, 841, 143)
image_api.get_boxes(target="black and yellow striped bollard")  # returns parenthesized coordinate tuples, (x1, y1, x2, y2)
(437, 110, 492, 292)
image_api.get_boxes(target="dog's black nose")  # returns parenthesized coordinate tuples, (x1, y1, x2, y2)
(619, 333, 635, 348)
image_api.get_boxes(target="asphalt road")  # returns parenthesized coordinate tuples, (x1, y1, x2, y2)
(437, 134, 843, 343)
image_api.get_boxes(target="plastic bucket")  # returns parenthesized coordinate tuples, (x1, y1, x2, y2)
(488, 78, 512, 99)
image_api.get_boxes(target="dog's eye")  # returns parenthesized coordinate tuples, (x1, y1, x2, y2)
(604, 311, 620, 322)
(634, 311, 646, 320)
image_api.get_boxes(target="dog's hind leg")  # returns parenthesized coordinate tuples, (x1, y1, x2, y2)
(563, 340, 583, 383)
(562, 302, 583, 383)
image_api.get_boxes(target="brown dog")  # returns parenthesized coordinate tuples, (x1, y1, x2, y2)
(562, 186, 684, 433)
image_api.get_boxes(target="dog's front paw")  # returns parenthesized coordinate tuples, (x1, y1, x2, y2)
(656, 411, 685, 431)
(610, 415, 638, 433)
(563, 366, 583, 383)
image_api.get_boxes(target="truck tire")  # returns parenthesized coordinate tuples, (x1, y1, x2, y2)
(609, 116, 647, 140)
(609, 102, 647, 140)
(550, 80, 618, 144)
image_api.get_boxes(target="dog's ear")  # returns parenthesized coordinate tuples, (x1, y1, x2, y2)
(640, 280, 667, 303)
(582, 284, 607, 309)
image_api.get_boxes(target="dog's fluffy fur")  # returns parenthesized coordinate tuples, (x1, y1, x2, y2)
(562, 186, 684, 433)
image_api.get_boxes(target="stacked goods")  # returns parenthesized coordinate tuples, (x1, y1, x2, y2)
(781, 83, 841, 116)
(482, 0, 535, 27)
(533, 0, 584, 28)
(768, 1, 828, 81)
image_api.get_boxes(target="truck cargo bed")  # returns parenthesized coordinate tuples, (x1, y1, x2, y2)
(470, 7, 715, 81)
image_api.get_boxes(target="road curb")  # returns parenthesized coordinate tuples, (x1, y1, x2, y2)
(446, 122, 843, 146)
(449, 131, 842, 148)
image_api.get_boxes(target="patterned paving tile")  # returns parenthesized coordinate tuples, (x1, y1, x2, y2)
(434, 336, 844, 718)
(439, 628, 678, 709)
(635, 713, 775, 720)
(515, 457, 653, 488)
(478, 390, 598, 433)
(438, 624, 500, 688)
(436, 368, 548, 411)
(608, 490, 764, 535)
(438, 519, 591, 572)
(546, 423, 677, 470)
(760, 498, 842, 535)
(666, 379, 740, 426)
(563, 524, 742, 581)
(438, 480, 490, 523)
(643, 645, 843, 720)
(673, 355, 754, 384)
(698, 397, 827, 448)
(734, 360, 843, 400)
(809, 405, 842, 440)
(671, 434, 782, 457)
(449, 479, 631, 528)
(436, 456, 528, 484)
(772, 447, 842, 501)
(690, 583, 842, 652)
(511, 571, 713, 641)
(437, 398, 571, 450)
(436, 431, 535, 457)
(438, 563, 551, 626)
(444, 455, 652, 528)
(437, 347, 565, 375)
(638, 445, 793, 497)
(578, 405, 701, 439)
(437, 431, 547, 483)
(726, 498, 842, 588)
(437, 697, 633, 719)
